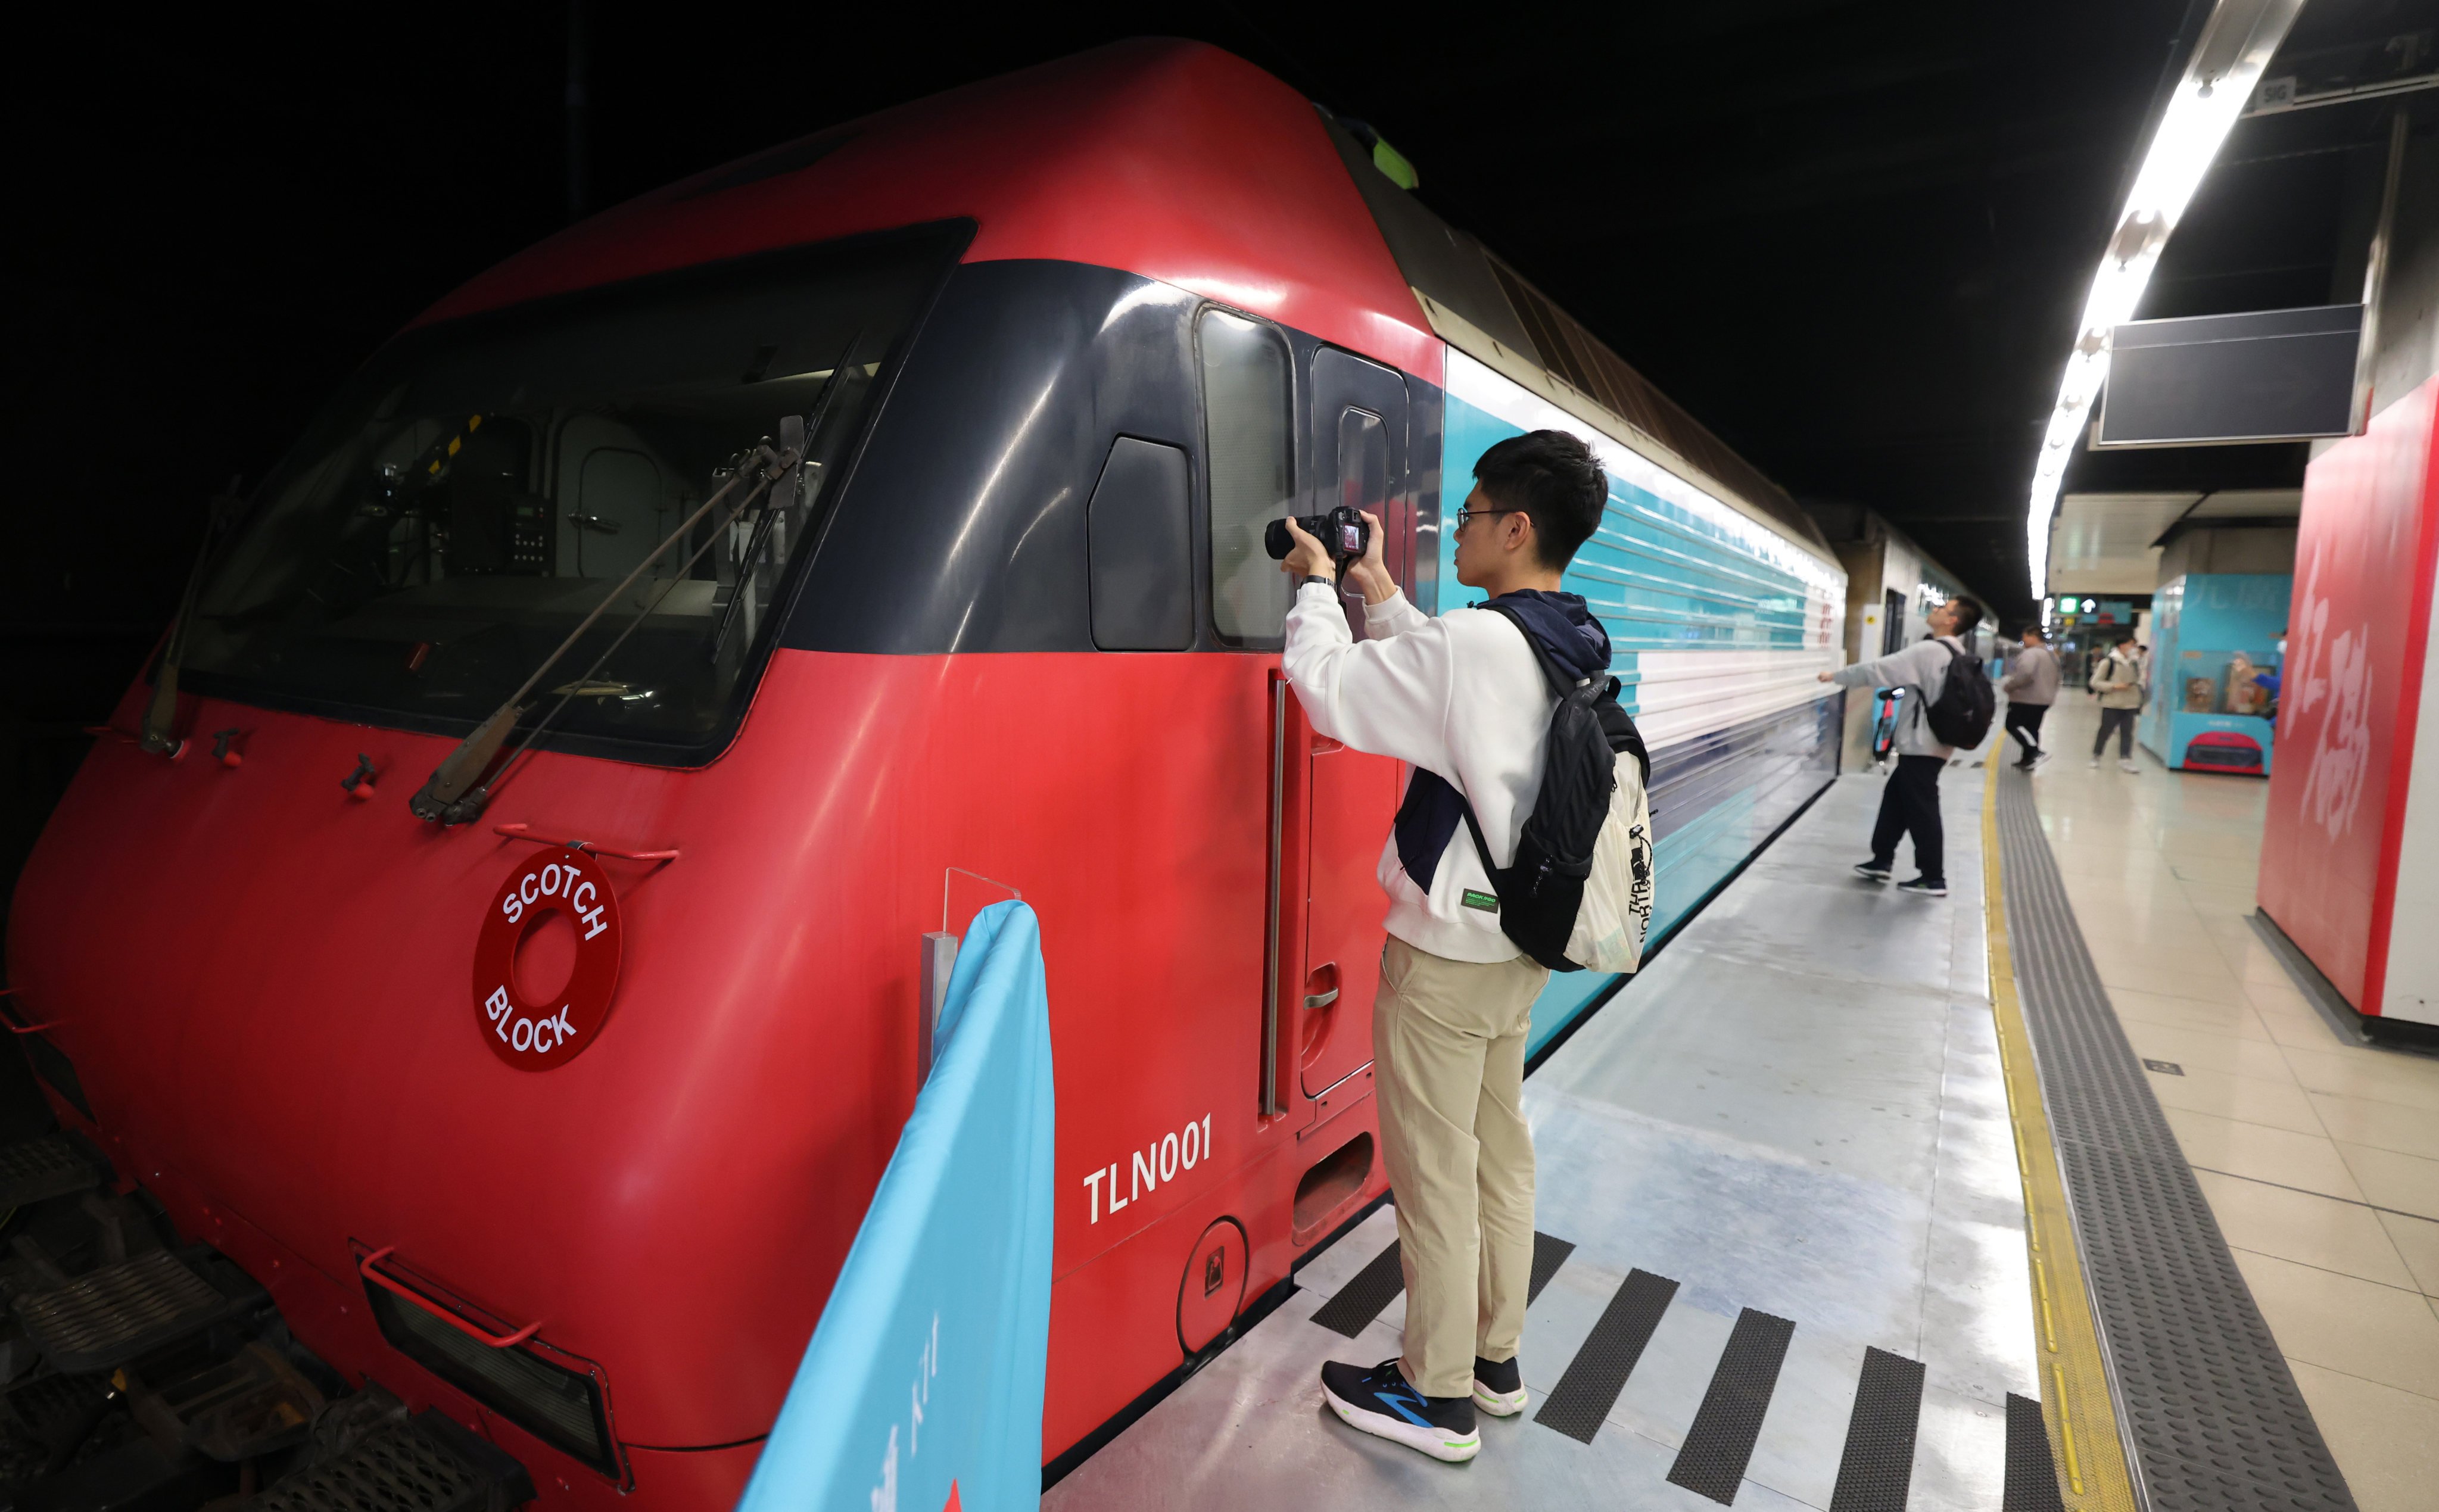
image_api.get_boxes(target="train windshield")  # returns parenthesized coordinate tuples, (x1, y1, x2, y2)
(182, 228, 962, 758)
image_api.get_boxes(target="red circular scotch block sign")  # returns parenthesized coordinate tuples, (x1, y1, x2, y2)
(472, 847, 623, 1070)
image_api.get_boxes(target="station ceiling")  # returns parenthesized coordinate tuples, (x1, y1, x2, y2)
(9, 2, 2431, 637)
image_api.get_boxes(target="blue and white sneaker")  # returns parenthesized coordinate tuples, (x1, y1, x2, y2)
(1472, 1355, 1528, 1416)
(1320, 1358, 1480, 1462)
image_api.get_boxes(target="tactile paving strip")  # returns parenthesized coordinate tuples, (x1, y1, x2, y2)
(1525, 1231, 1575, 1305)
(1311, 1230, 1572, 1340)
(0, 1134, 99, 1209)
(1997, 771, 2354, 1511)
(1309, 1240, 1402, 1338)
(1826, 1346, 1924, 1512)
(11, 1251, 231, 1373)
(1666, 1307, 1795, 1503)
(1534, 1267, 1678, 1445)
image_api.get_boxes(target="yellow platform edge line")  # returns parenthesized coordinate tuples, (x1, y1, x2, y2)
(1981, 756, 2139, 1511)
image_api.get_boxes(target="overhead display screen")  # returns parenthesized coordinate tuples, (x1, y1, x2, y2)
(2098, 304, 2361, 447)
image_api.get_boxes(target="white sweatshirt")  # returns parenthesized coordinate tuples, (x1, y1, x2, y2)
(1282, 581, 1555, 964)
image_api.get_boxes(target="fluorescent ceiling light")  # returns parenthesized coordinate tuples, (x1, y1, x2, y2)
(2024, 0, 2305, 599)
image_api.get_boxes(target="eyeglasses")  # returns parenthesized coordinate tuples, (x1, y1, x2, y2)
(1453, 507, 1519, 532)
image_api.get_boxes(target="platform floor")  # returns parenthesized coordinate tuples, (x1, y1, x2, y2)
(2033, 697, 2439, 1512)
(1048, 749, 2036, 1509)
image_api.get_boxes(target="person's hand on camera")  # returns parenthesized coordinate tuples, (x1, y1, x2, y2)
(1278, 516, 1335, 583)
(1343, 510, 1397, 606)
(1817, 669, 1835, 682)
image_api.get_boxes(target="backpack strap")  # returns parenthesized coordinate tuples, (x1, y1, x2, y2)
(1454, 601, 1556, 892)
(1461, 802, 1503, 887)
(1476, 599, 1652, 784)
(1452, 600, 1648, 893)
(1474, 600, 1575, 700)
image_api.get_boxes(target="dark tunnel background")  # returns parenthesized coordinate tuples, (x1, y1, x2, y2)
(9, 1, 2286, 974)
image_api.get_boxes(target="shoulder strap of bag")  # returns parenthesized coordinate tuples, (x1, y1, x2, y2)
(1462, 802, 1502, 886)
(1480, 597, 1651, 784)
(1474, 599, 1574, 699)
(1455, 597, 1643, 884)
(1456, 601, 1553, 890)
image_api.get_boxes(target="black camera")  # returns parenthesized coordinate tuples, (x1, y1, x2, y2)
(1264, 506, 1370, 569)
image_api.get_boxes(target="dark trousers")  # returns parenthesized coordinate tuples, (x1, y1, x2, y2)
(2094, 707, 2138, 759)
(2004, 703, 2049, 765)
(1870, 755, 1945, 883)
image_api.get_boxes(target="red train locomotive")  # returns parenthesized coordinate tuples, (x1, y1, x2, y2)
(2, 38, 1841, 1508)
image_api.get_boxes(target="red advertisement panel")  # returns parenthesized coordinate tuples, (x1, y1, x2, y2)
(2259, 376, 2439, 1011)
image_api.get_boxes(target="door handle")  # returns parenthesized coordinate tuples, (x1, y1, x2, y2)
(1303, 961, 1340, 1011)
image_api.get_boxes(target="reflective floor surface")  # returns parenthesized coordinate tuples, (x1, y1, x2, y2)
(2033, 697, 2439, 1512)
(1047, 752, 2035, 1510)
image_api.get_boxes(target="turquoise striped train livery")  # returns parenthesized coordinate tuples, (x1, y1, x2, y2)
(1425, 352, 1845, 1052)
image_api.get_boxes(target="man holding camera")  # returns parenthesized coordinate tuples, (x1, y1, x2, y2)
(1276, 430, 1612, 1465)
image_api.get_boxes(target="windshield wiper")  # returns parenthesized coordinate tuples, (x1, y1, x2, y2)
(407, 422, 806, 825)
(139, 480, 247, 758)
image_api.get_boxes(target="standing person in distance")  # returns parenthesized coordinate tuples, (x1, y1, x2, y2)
(1275, 430, 1613, 1466)
(2001, 624, 2060, 771)
(1815, 595, 1986, 897)
(2089, 631, 2144, 772)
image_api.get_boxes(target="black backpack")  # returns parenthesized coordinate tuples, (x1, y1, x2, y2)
(1460, 601, 1651, 973)
(1924, 643, 1995, 750)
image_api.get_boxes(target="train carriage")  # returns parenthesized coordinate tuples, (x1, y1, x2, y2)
(1, 39, 1842, 1509)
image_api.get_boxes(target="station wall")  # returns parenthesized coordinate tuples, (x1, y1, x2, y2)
(2259, 373, 2439, 1023)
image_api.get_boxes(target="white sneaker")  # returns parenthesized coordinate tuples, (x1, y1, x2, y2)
(2119, 759, 2140, 773)
(2088, 756, 2101, 768)
(2032, 750, 2054, 770)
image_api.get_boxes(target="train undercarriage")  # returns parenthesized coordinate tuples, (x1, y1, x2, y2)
(0, 1131, 532, 1512)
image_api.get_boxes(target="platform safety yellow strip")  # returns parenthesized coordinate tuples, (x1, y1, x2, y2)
(1981, 757, 2138, 1511)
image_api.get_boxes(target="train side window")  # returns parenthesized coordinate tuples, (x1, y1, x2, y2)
(1336, 408, 1388, 515)
(1087, 437, 1194, 650)
(1199, 308, 1294, 643)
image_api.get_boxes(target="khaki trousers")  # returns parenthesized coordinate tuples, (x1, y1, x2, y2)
(1373, 935, 1549, 1398)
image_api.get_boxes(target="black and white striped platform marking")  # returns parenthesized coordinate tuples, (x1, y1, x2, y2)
(1313, 1234, 2063, 1508)
(1309, 1230, 1573, 1339)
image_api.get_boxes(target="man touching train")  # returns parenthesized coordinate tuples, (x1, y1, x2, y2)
(1276, 429, 1612, 1465)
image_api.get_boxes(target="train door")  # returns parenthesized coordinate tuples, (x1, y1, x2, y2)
(1287, 351, 1407, 1102)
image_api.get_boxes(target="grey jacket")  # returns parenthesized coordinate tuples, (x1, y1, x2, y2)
(1831, 635, 1970, 758)
(2092, 649, 2144, 710)
(2003, 646, 2060, 706)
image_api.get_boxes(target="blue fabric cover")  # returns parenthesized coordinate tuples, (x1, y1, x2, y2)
(736, 901, 1055, 1512)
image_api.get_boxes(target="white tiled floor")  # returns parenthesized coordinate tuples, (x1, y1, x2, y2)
(2021, 697, 2439, 1512)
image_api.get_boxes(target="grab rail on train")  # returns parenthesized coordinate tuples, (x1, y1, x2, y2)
(0, 987, 58, 1035)
(491, 822, 680, 863)
(357, 1247, 546, 1349)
